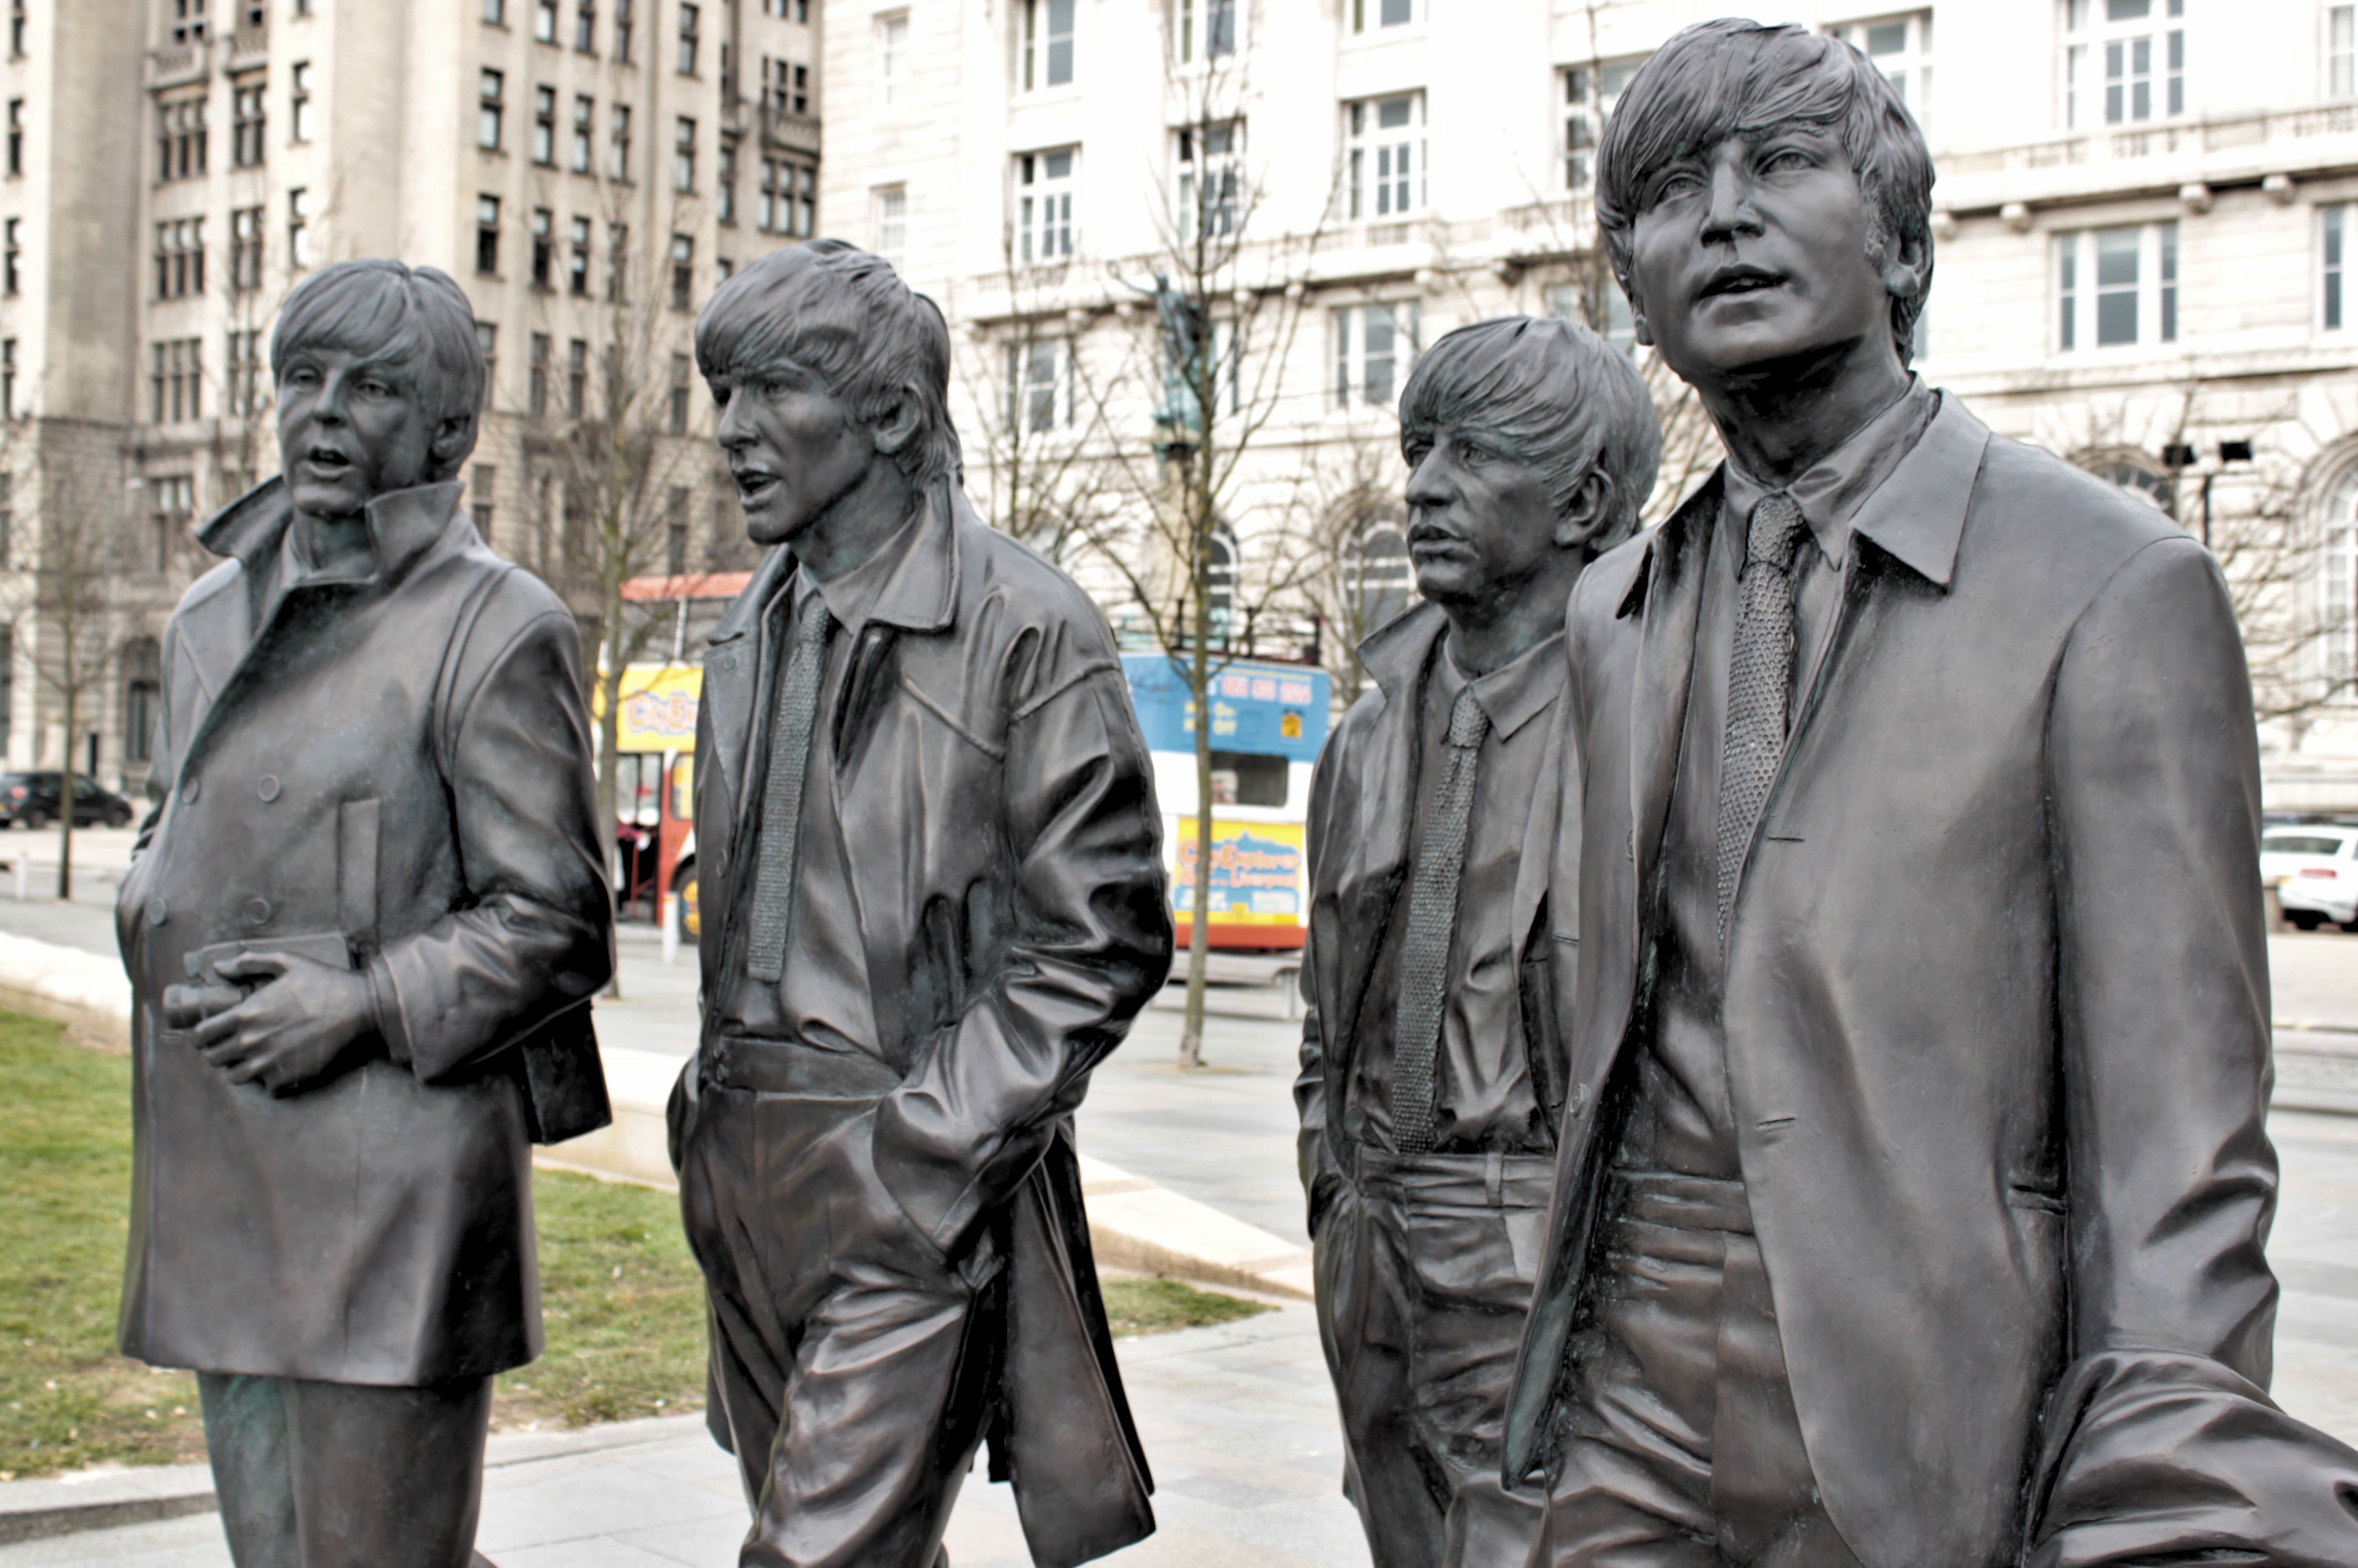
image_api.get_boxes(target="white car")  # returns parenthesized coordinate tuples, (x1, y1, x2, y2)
(2264, 825, 2358, 929)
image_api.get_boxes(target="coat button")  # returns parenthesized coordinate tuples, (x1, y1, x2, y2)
(256, 776, 281, 803)
(180, 779, 200, 805)
(146, 897, 169, 927)
(243, 897, 272, 926)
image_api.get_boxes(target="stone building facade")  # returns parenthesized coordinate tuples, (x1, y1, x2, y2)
(0, 0, 822, 795)
(814, 0, 2358, 809)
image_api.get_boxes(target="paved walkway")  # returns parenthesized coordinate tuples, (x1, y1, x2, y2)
(0, 1304, 1372, 1568)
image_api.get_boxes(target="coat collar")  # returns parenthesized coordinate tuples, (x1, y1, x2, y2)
(707, 477, 964, 652)
(198, 475, 466, 588)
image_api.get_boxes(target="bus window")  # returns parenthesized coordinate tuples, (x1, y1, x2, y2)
(1210, 750, 1288, 808)
(670, 755, 695, 822)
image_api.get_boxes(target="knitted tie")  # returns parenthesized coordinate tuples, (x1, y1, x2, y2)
(745, 596, 832, 984)
(1713, 492, 1811, 945)
(1389, 684, 1490, 1154)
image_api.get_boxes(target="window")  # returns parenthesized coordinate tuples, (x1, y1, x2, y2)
(761, 156, 815, 235)
(533, 85, 555, 164)
(1546, 276, 1639, 354)
(217, 329, 257, 420)
(1005, 338, 1072, 431)
(670, 232, 694, 308)
(527, 331, 550, 415)
(530, 205, 553, 287)
(6, 101, 20, 178)
(793, 63, 810, 114)
(606, 220, 628, 299)
(1333, 301, 1419, 408)
(568, 215, 591, 295)
(1348, 0, 1413, 33)
(476, 69, 505, 151)
(2325, 468, 2358, 689)
(147, 485, 190, 576)
(1560, 59, 1640, 192)
(614, 0, 632, 60)
(2063, 0, 2184, 129)
(158, 94, 207, 181)
(1017, 149, 1075, 262)
(0, 339, 14, 420)
(475, 194, 500, 274)
(1347, 94, 1423, 219)
(1174, 0, 1236, 62)
(471, 464, 497, 544)
(574, 0, 594, 51)
(674, 116, 696, 190)
(476, 321, 497, 408)
(878, 12, 908, 105)
(872, 186, 905, 267)
(244, 0, 268, 27)
(231, 205, 263, 290)
(483, 0, 506, 23)
(669, 353, 691, 434)
(9, 0, 23, 59)
(234, 76, 268, 165)
(1021, 0, 1074, 91)
(717, 139, 737, 222)
(1830, 13, 1932, 122)
(1353, 521, 1414, 632)
(1176, 121, 1242, 238)
(289, 60, 313, 143)
(678, 1, 698, 72)
(154, 218, 205, 299)
(563, 337, 587, 417)
(1206, 527, 1237, 642)
(2054, 222, 2179, 349)
(609, 103, 631, 179)
(535, 0, 557, 41)
(2, 219, 16, 296)
(2329, 205, 2349, 332)
(664, 487, 690, 574)
(571, 94, 593, 171)
(2334, 5, 2355, 97)
(151, 337, 204, 422)
(716, 255, 734, 282)
(288, 186, 311, 268)
(170, 0, 209, 45)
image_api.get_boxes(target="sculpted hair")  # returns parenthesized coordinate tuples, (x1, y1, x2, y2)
(271, 258, 486, 477)
(693, 238, 961, 488)
(1595, 18, 1934, 366)
(1399, 316, 1662, 552)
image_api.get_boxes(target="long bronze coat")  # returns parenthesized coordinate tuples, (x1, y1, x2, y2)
(670, 482, 1171, 1568)
(115, 478, 612, 1387)
(1505, 398, 2358, 1564)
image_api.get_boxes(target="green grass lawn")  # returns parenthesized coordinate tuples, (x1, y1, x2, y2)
(0, 1009, 1267, 1477)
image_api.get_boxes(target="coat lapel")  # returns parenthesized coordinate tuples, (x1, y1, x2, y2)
(704, 545, 796, 826)
(1331, 605, 1445, 1052)
(1624, 476, 1719, 966)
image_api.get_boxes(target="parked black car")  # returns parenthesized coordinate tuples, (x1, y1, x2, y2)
(0, 772, 136, 829)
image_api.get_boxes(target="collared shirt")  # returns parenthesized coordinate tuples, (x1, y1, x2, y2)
(1617, 378, 1940, 1182)
(709, 512, 925, 1054)
(1345, 628, 1565, 1156)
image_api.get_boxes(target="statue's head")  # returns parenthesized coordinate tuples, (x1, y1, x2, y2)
(1397, 316, 1661, 609)
(271, 259, 483, 518)
(1595, 19, 1933, 385)
(695, 239, 959, 548)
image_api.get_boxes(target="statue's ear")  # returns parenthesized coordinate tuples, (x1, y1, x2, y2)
(429, 413, 476, 475)
(1553, 468, 1614, 552)
(1875, 220, 1932, 306)
(871, 384, 920, 457)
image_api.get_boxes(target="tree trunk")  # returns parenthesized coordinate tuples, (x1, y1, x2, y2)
(598, 573, 627, 1000)
(56, 690, 76, 902)
(1178, 451, 1216, 1070)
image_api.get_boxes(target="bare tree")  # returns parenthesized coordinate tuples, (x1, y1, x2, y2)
(22, 469, 139, 898)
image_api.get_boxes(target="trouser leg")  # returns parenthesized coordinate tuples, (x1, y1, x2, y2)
(1319, 1184, 1447, 1568)
(199, 1372, 298, 1568)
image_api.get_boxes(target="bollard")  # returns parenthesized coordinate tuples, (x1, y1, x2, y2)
(661, 894, 680, 965)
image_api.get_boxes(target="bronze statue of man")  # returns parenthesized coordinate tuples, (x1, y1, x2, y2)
(1503, 21, 2358, 1566)
(1295, 317, 1658, 1568)
(670, 238, 1171, 1568)
(115, 258, 615, 1568)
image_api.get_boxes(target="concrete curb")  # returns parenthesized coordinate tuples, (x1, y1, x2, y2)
(0, 930, 133, 1049)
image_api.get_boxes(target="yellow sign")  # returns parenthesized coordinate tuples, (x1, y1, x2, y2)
(1171, 818, 1307, 927)
(607, 664, 702, 753)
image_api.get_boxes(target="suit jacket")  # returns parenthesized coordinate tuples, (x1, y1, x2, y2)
(1504, 397, 2358, 1566)
(115, 477, 613, 1385)
(1294, 601, 1579, 1233)
(670, 479, 1171, 1568)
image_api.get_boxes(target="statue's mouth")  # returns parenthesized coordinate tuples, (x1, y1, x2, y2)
(1698, 265, 1782, 301)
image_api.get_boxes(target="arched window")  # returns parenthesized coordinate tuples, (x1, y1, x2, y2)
(1352, 520, 1414, 634)
(2324, 468, 2358, 691)
(122, 637, 162, 766)
(2087, 455, 2174, 513)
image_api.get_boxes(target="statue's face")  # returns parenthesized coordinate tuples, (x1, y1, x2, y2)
(1624, 124, 1892, 387)
(1401, 424, 1561, 614)
(276, 344, 437, 519)
(712, 364, 876, 549)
